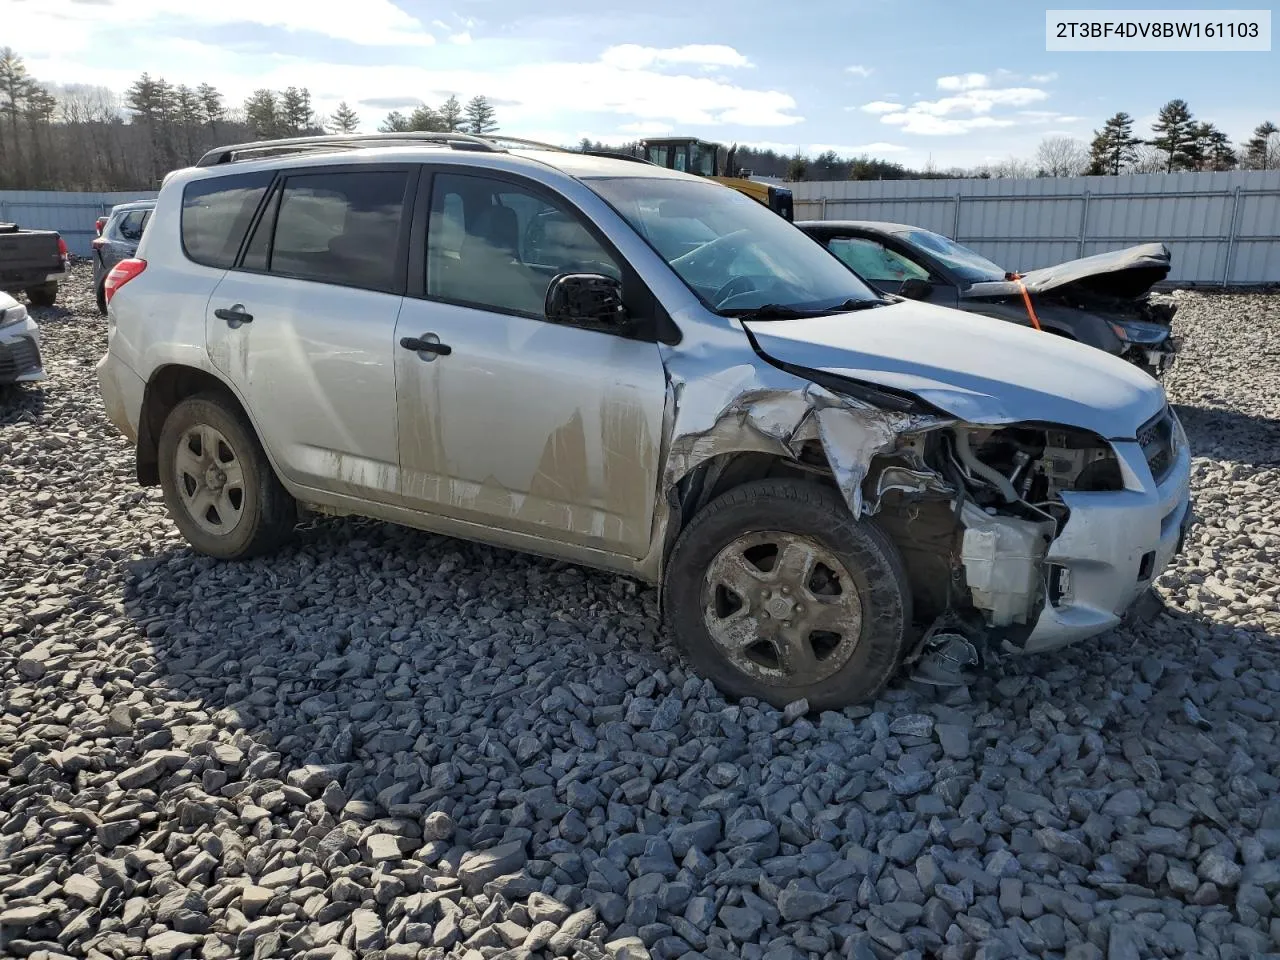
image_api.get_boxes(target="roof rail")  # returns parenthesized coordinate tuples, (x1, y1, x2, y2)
(482, 136, 569, 153)
(195, 131, 500, 167)
(583, 150, 654, 165)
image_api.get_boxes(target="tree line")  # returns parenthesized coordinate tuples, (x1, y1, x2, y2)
(0, 47, 502, 191)
(2, 44, 1278, 190)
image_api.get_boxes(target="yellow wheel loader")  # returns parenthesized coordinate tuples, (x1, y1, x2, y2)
(637, 138, 794, 221)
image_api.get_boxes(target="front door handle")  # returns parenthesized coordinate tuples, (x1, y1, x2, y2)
(215, 304, 253, 326)
(400, 334, 452, 358)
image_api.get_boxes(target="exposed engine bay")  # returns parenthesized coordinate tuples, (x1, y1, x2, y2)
(865, 420, 1127, 672)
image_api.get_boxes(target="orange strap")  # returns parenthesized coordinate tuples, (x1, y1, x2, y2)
(1011, 274, 1043, 332)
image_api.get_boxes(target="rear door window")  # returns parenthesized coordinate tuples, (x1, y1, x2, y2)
(116, 211, 147, 242)
(182, 172, 274, 269)
(267, 170, 409, 292)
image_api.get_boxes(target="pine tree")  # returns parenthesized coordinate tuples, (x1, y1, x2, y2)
(378, 110, 410, 133)
(1244, 121, 1279, 170)
(1150, 99, 1195, 172)
(173, 84, 203, 163)
(280, 87, 313, 134)
(463, 95, 496, 135)
(1086, 112, 1141, 175)
(329, 101, 360, 134)
(786, 152, 808, 181)
(197, 82, 224, 131)
(1189, 123, 1236, 171)
(0, 47, 35, 174)
(439, 95, 463, 132)
(244, 89, 280, 138)
(408, 104, 445, 131)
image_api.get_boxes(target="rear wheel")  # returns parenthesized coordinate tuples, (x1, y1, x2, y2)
(95, 278, 107, 315)
(26, 282, 57, 307)
(664, 479, 911, 710)
(158, 393, 296, 559)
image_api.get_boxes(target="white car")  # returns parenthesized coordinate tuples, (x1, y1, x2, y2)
(0, 290, 46, 385)
(96, 132, 1192, 709)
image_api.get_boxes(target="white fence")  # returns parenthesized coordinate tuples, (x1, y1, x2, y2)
(5, 171, 1280, 283)
(788, 170, 1280, 287)
(0, 190, 159, 257)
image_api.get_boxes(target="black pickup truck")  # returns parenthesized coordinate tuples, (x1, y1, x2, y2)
(0, 222, 71, 306)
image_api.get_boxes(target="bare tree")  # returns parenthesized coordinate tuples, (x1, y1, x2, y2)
(1035, 136, 1088, 177)
(1129, 143, 1167, 174)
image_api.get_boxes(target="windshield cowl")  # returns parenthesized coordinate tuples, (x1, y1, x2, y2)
(722, 298, 889, 322)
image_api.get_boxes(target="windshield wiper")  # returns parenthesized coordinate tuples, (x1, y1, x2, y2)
(725, 298, 886, 322)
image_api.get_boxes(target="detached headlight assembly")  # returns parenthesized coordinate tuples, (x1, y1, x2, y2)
(1109, 319, 1171, 345)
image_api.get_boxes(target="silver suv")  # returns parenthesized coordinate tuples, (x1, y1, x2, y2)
(97, 133, 1192, 709)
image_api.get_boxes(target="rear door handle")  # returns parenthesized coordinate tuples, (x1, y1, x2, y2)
(400, 334, 452, 357)
(215, 304, 253, 326)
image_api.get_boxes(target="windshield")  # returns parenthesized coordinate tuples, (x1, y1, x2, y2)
(587, 177, 880, 315)
(897, 228, 1007, 284)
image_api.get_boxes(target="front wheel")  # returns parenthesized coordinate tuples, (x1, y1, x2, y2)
(157, 393, 296, 559)
(664, 479, 912, 710)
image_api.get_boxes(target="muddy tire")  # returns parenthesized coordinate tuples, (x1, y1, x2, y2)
(26, 282, 57, 307)
(664, 479, 911, 710)
(158, 393, 296, 560)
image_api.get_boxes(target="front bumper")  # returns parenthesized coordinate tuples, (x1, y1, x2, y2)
(0, 316, 46, 384)
(1017, 418, 1192, 654)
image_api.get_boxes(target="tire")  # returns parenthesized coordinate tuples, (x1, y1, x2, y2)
(26, 282, 57, 307)
(157, 392, 296, 560)
(95, 279, 107, 315)
(664, 479, 911, 711)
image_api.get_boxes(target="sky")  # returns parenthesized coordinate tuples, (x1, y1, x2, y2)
(5, 0, 1277, 168)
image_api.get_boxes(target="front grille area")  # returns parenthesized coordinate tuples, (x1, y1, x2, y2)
(1138, 406, 1176, 483)
(0, 336, 42, 381)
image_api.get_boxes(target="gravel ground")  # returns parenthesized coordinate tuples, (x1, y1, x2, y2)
(3, 264, 1280, 960)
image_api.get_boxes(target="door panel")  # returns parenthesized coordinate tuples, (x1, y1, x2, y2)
(394, 300, 666, 557)
(394, 169, 668, 558)
(206, 272, 403, 500)
(203, 166, 412, 502)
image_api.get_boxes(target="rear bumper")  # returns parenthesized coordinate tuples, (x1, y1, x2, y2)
(0, 316, 46, 384)
(1018, 418, 1192, 654)
(96, 350, 145, 443)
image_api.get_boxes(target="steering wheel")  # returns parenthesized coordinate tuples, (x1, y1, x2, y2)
(713, 275, 757, 307)
(670, 228, 751, 274)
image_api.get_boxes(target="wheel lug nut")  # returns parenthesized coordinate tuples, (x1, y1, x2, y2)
(781, 586, 790, 595)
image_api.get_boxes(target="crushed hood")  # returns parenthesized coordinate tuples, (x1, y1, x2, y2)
(963, 242, 1171, 301)
(744, 300, 1166, 439)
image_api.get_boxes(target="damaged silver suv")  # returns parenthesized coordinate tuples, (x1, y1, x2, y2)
(97, 133, 1192, 709)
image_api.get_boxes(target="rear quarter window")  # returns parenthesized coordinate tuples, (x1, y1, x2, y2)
(181, 172, 274, 269)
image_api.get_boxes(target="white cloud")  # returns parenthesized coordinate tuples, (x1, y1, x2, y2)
(449, 32, 472, 45)
(845, 65, 873, 78)
(937, 73, 989, 91)
(6, 0, 434, 52)
(1030, 72, 1059, 83)
(600, 44, 752, 71)
(618, 121, 675, 135)
(25, 43, 802, 134)
(880, 113, 1018, 135)
(867, 75, 1050, 136)
(737, 140, 908, 157)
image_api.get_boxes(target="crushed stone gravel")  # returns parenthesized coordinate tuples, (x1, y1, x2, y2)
(3, 264, 1280, 960)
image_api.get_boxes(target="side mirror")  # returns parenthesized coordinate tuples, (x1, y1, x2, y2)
(899, 277, 932, 300)
(545, 273, 627, 328)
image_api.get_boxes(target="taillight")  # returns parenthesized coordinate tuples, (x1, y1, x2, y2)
(95, 217, 108, 235)
(57, 236, 68, 259)
(104, 258, 146, 305)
